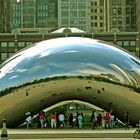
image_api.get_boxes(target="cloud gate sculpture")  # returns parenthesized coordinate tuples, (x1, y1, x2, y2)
(0, 37, 140, 127)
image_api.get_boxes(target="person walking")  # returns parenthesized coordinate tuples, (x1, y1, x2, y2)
(124, 111, 129, 130)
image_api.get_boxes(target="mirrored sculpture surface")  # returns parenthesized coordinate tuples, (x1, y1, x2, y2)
(0, 37, 140, 127)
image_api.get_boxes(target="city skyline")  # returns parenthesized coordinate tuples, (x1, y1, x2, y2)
(0, 0, 138, 33)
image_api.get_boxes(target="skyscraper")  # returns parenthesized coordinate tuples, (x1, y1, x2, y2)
(0, 0, 10, 33)
(21, 0, 36, 28)
(36, 0, 58, 32)
(58, 0, 87, 31)
(10, 0, 21, 30)
(86, 0, 107, 33)
(2, 0, 137, 33)
(108, 0, 136, 32)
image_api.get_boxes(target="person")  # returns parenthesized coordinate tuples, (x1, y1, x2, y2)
(25, 113, 32, 129)
(110, 114, 115, 128)
(76, 112, 80, 128)
(91, 110, 97, 130)
(124, 111, 129, 130)
(50, 112, 57, 128)
(78, 113, 83, 129)
(58, 112, 65, 128)
(69, 113, 74, 128)
(97, 114, 102, 129)
(39, 111, 45, 128)
(104, 110, 110, 129)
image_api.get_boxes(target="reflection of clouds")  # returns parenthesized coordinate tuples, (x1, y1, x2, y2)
(9, 75, 18, 80)
(61, 50, 78, 54)
(39, 49, 59, 58)
(16, 69, 27, 73)
(0, 55, 24, 79)
(28, 65, 44, 73)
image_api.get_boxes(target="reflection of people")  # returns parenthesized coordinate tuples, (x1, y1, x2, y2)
(124, 112, 129, 130)
(69, 113, 74, 128)
(91, 111, 97, 129)
(78, 113, 83, 129)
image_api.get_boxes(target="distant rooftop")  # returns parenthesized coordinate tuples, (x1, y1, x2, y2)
(51, 27, 86, 33)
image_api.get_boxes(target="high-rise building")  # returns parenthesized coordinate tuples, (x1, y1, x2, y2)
(108, 0, 136, 32)
(36, 0, 58, 32)
(2, 0, 137, 33)
(10, 0, 21, 30)
(0, 0, 10, 33)
(86, 0, 107, 33)
(21, 0, 36, 28)
(58, 0, 87, 31)
(136, 0, 140, 33)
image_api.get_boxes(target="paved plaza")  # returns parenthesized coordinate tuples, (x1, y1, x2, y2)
(0, 128, 137, 139)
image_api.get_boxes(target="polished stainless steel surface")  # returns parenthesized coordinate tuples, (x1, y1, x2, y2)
(0, 37, 140, 90)
(0, 37, 140, 127)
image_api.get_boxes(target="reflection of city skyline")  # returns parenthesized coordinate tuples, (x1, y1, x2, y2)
(0, 37, 140, 91)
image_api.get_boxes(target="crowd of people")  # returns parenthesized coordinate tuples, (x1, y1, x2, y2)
(24, 110, 129, 130)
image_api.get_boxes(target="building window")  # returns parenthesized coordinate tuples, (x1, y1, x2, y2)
(113, 8, 116, 14)
(126, 17, 130, 24)
(91, 16, 93, 20)
(8, 53, 14, 58)
(1, 53, 8, 60)
(100, 22, 103, 27)
(118, 8, 122, 15)
(123, 41, 129, 46)
(100, 0, 104, 6)
(112, 0, 117, 5)
(91, 9, 93, 13)
(94, 22, 97, 27)
(100, 16, 103, 20)
(94, 16, 97, 20)
(131, 7, 135, 14)
(9, 42, 15, 47)
(18, 42, 25, 47)
(130, 41, 136, 47)
(94, 9, 97, 13)
(126, 8, 130, 14)
(1, 42, 7, 47)
(79, 11, 86, 17)
(94, 2, 97, 6)
(118, 0, 121, 5)
(62, 19, 69, 24)
(117, 41, 123, 46)
(26, 42, 33, 46)
(100, 9, 103, 13)
(118, 18, 122, 24)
